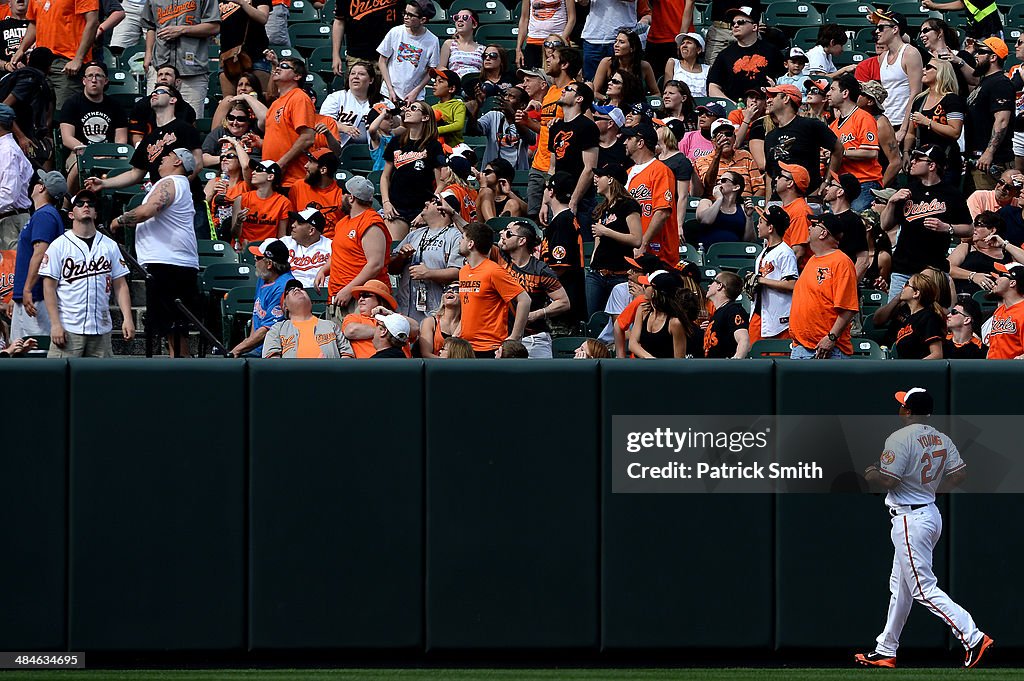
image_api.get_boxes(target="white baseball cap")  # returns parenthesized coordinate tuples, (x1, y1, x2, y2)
(710, 117, 736, 137)
(674, 32, 706, 51)
(375, 313, 410, 342)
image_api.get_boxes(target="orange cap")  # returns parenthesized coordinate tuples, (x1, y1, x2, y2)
(778, 162, 810, 193)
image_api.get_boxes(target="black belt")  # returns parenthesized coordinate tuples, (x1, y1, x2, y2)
(0, 208, 29, 219)
(593, 268, 628, 276)
(890, 503, 928, 517)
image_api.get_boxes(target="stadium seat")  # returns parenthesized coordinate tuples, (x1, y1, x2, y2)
(427, 22, 456, 40)
(199, 168, 218, 184)
(220, 285, 257, 347)
(341, 144, 375, 174)
(1007, 2, 1024, 28)
(823, 1, 874, 25)
(582, 240, 595, 264)
(703, 242, 760, 272)
(680, 242, 701, 265)
(646, 95, 662, 109)
(287, 0, 320, 23)
(321, 0, 335, 21)
(858, 311, 888, 344)
(586, 311, 609, 338)
(308, 46, 337, 79)
(851, 338, 887, 359)
(684, 195, 701, 222)
(792, 27, 820, 52)
(268, 45, 300, 60)
(487, 216, 539, 234)
(450, 0, 512, 23)
(852, 27, 877, 54)
(308, 287, 330, 316)
(478, 95, 501, 114)
(476, 24, 519, 42)
(749, 338, 792, 358)
(693, 96, 738, 112)
(196, 118, 214, 135)
(462, 134, 488, 159)
(118, 41, 146, 73)
(972, 289, 999, 321)
(860, 288, 887, 317)
(366, 170, 383, 190)
(762, 2, 823, 28)
(198, 240, 239, 269)
(303, 72, 329, 105)
(833, 52, 866, 68)
(105, 69, 141, 108)
(78, 143, 134, 177)
(551, 336, 588, 358)
(288, 23, 333, 54)
(200, 263, 259, 299)
(425, 0, 445, 21)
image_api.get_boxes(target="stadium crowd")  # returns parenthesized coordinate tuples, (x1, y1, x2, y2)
(0, 0, 1023, 360)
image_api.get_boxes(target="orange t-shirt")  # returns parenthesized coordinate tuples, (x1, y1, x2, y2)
(531, 85, 563, 173)
(0, 4, 10, 19)
(789, 249, 859, 355)
(238, 190, 291, 244)
(443, 183, 478, 223)
(647, 0, 681, 43)
(28, 0, 97, 61)
(987, 300, 1024, 359)
(288, 181, 345, 239)
(627, 158, 679, 265)
(263, 87, 318, 188)
(458, 257, 526, 351)
(328, 209, 390, 296)
(292, 318, 325, 358)
(831, 107, 883, 184)
(782, 197, 812, 269)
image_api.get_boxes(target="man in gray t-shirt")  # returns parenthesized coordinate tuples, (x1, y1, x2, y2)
(142, 0, 220, 117)
(390, 197, 464, 322)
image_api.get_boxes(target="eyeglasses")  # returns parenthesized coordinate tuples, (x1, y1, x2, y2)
(608, 78, 623, 85)
(483, 51, 500, 59)
(404, 11, 423, 19)
(948, 309, 965, 316)
(543, 40, 564, 48)
(1017, 39, 1024, 46)
(909, 156, 930, 164)
(83, 73, 106, 80)
(502, 228, 523, 239)
(923, 63, 937, 71)
(254, 255, 266, 261)
(974, 48, 993, 56)
(73, 199, 96, 208)
(731, 19, 753, 27)
(452, 13, 473, 21)
(225, 114, 249, 122)
(276, 62, 296, 71)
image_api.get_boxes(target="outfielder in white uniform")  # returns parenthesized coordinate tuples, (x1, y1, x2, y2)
(41, 192, 135, 358)
(750, 205, 798, 341)
(857, 388, 994, 670)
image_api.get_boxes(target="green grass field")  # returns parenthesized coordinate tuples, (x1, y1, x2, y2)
(2, 669, 1021, 681)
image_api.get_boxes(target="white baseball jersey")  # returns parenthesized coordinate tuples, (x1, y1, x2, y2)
(879, 423, 965, 507)
(753, 241, 798, 337)
(40, 231, 130, 335)
(280, 235, 332, 288)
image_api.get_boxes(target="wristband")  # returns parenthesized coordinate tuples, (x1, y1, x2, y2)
(827, 332, 838, 342)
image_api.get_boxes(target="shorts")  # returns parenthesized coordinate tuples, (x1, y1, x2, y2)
(392, 203, 423, 223)
(251, 58, 273, 73)
(145, 263, 200, 337)
(1013, 131, 1024, 158)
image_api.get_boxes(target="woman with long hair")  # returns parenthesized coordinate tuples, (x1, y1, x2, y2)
(419, 282, 462, 358)
(694, 171, 752, 246)
(891, 272, 946, 359)
(573, 338, 611, 358)
(604, 69, 643, 112)
(440, 8, 485, 76)
(202, 99, 263, 168)
(658, 80, 698, 132)
(515, 0, 574, 68)
(656, 123, 696, 246)
(205, 137, 253, 242)
(904, 58, 964, 185)
(211, 72, 267, 128)
(380, 100, 445, 241)
(440, 336, 475, 358)
(587, 164, 643, 316)
(468, 45, 514, 117)
(319, 61, 384, 146)
(628, 269, 691, 358)
(948, 210, 1024, 295)
(594, 29, 660, 100)
(917, 17, 976, 95)
(664, 33, 709, 98)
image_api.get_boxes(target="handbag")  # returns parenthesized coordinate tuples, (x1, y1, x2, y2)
(221, 23, 252, 81)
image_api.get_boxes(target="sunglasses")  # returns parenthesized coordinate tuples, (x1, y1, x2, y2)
(718, 177, 734, 184)
(276, 62, 296, 70)
(358, 292, 377, 299)
(732, 19, 753, 26)
(73, 199, 97, 208)
(609, 78, 623, 85)
(483, 168, 495, 175)
(920, 26, 938, 34)
(444, 285, 460, 294)
(151, 89, 171, 96)
(923, 64, 937, 71)
(543, 40, 564, 48)
(483, 51, 500, 59)
(948, 309, 965, 316)
(221, 153, 238, 160)
(974, 48, 993, 56)
(873, 24, 896, 32)
(225, 114, 249, 122)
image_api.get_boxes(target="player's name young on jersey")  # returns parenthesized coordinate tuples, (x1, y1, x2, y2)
(612, 414, 1024, 494)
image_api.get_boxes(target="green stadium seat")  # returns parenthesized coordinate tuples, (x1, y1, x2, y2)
(78, 143, 134, 177)
(1007, 2, 1024, 28)
(427, 22, 456, 40)
(196, 118, 214, 135)
(198, 240, 239, 269)
(749, 338, 792, 358)
(680, 242, 701, 265)
(684, 195, 701, 221)
(105, 69, 141, 108)
(220, 285, 257, 347)
(693, 96, 738, 112)
(308, 45, 337, 79)
(823, 1, 875, 25)
(322, 0, 335, 21)
(425, 0, 445, 21)
(199, 167, 218, 184)
(450, 0, 512, 23)
(703, 241, 761, 272)
(476, 23, 519, 42)
(792, 27, 820, 52)
(833, 51, 867, 68)
(972, 289, 999, 321)
(268, 45, 300, 60)
(287, 0, 321, 23)
(851, 337, 887, 359)
(478, 95, 502, 114)
(200, 262, 259, 299)
(551, 336, 588, 358)
(887, 1, 940, 26)
(583, 240, 595, 264)
(586, 311, 609, 338)
(118, 41, 147, 73)
(366, 169, 383, 190)
(341, 143, 375, 174)
(303, 72, 329, 105)
(289, 23, 333, 54)
(646, 95, 662, 109)
(763, 1, 823, 28)
(853, 27, 877, 54)
(860, 288, 887, 317)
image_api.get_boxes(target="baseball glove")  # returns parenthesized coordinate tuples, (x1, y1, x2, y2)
(743, 270, 761, 299)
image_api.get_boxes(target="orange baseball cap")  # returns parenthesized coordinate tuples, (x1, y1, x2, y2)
(778, 162, 810, 193)
(764, 84, 802, 104)
(980, 37, 1009, 59)
(351, 279, 398, 311)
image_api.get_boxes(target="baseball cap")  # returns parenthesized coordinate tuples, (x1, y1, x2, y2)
(832, 171, 861, 201)
(978, 37, 1009, 59)
(804, 77, 830, 93)
(592, 103, 626, 128)
(280, 277, 306, 311)
(345, 175, 375, 202)
(546, 170, 577, 200)
(994, 261, 1024, 284)
(516, 67, 552, 85)
(620, 121, 658, 148)
(895, 387, 933, 416)
(788, 47, 808, 62)
(809, 212, 844, 240)
(375, 313, 410, 342)
(36, 169, 68, 200)
(755, 204, 790, 234)
(352, 279, 398, 310)
(710, 117, 736, 137)
(629, 100, 656, 120)
(288, 207, 327, 231)
(725, 6, 758, 22)
(248, 237, 290, 267)
(764, 84, 802, 104)
(869, 8, 908, 35)
(624, 254, 664, 273)
(431, 67, 462, 92)
(860, 80, 888, 106)
(658, 118, 688, 142)
(778, 161, 810, 193)
(249, 158, 282, 176)
(0, 103, 15, 125)
(593, 162, 628, 186)
(70, 189, 100, 206)
(638, 269, 683, 292)
(675, 32, 705, 51)
(171, 148, 196, 174)
(871, 187, 897, 203)
(911, 144, 946, 168)
(696, 102, 727, 118)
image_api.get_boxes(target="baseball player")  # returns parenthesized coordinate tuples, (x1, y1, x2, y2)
(41, 191, 135, 358)
(856, 388, 994, 669)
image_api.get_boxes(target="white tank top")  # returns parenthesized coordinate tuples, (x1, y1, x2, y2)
(135, 173, 199, 269)
(669, 60, 709, 98)
(880, 44, 911, 126)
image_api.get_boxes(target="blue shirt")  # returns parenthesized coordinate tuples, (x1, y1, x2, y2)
(13, 204, 64, 302)
(252, 271, 295, 355)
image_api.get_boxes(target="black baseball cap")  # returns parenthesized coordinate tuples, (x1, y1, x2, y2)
(288, 207, 327, 231)
(895, 388, 933, 416)
(809, 212, 844, 240)
(624, 254, 664, 273)
(911, 144, 946, 169)
(620, 121, 658, 148)
(755, 204, 791, 235)
(593, 162, 627, 186)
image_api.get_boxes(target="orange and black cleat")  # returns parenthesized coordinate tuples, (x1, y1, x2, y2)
(855, 651, 897, 668)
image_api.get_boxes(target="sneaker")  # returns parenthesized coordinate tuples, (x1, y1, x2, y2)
(855, 651, 896, 668)
(964, 634, 994, 669)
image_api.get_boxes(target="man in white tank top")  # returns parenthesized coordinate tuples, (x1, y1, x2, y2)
(109, 148, 200, 357)
(857, 388, 994, 670)
(869, 10, 922, 143)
